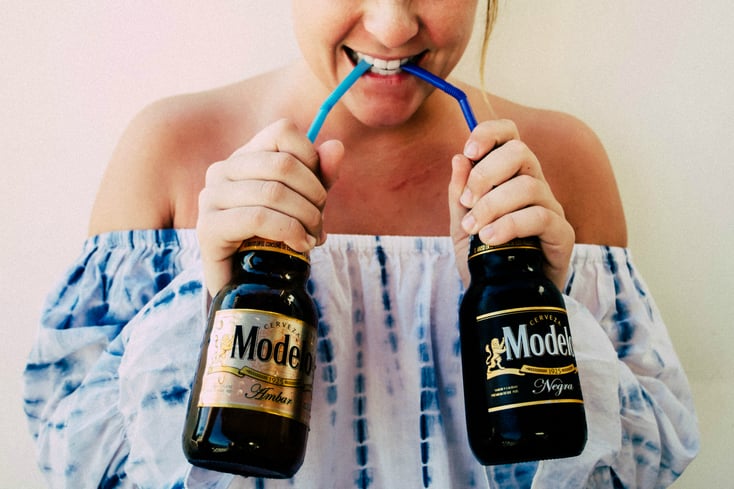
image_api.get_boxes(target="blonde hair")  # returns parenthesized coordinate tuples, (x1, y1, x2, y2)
(479, 1, 499, 95)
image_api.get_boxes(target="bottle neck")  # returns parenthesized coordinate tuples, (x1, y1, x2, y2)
(233, 238, 311, 284)
(467, 235, 544, 278)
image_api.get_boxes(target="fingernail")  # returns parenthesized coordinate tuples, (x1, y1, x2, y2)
(307, 235, 317, 248)
(464, 141, 480, 159)
(462, 214, 477, 234)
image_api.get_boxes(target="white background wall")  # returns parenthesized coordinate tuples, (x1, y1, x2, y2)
(2, 2, 731, 487)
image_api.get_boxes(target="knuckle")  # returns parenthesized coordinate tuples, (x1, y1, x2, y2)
(469, 160, 491, 182)
(522, 174, 544, 194)
(270, 151, 297, 176)
(205, 160, 225, 186)
(247, 206, 269, 229)
(272, 118, 296, 133)
(537, 206, 553, 226)
(474, 197, 492, 220)
(260, 180, 287, 203)
(303, 207, 323, 231)
(313, 186, 328, 209)
(500, 118, 519, 135)
(504, 212, 520, 234)
(530, 205, 554, 230)
(503, 138, 529, 158)
(284, 217, 304, 238)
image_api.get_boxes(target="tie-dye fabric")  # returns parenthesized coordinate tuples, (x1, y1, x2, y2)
(23, 230, 698, 489)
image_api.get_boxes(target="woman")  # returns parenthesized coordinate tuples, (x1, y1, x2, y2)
(23, 1, 698, 487)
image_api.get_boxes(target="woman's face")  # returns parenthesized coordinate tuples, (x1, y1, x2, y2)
(292, 0, 479, 128)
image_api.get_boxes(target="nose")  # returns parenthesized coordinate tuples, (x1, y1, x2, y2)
(363, 0, 420, 49)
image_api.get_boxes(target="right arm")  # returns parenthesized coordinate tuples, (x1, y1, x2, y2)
(23, 229, 201, 487)
(196, 119, 343, 297)
(92, 103, 343, 297)
(89, 99, 188, 235)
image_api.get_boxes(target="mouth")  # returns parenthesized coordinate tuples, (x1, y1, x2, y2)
(345, 47, 425, 75)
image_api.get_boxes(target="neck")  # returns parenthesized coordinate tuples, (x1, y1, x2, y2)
(329, 100, 470, 181)
(249, 62, 499, 236)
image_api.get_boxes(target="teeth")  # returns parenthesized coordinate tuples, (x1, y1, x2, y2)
(354, 51, 412, 75)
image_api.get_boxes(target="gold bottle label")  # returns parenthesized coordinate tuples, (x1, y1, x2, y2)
(198, 309, 316, 425)
(238, 238, 309, 262)
(468, 237, 541, 260)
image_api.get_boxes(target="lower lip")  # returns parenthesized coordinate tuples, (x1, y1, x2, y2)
(362, 69, 411, 81)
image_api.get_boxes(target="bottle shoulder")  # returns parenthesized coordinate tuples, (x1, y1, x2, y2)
(212, 282, 316, 322)
(233, 250, 311, 282)
(463, 274, 565, 311)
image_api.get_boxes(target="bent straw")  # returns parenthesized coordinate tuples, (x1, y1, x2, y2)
(400, 64, 478, 131)
(307, 59, 373, 142)
(306, 60, 478, 143)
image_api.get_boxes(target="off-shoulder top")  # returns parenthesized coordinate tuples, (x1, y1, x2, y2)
(22, 230, 699, 489)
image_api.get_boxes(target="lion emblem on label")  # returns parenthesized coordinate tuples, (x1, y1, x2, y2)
(485, 337, 506, 378)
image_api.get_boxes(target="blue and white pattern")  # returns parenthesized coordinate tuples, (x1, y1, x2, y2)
(23, 230, 699, 488)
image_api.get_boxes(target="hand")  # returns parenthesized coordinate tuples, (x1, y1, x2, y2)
(448, 119, 575, 290)
(197, 119, 343, 297)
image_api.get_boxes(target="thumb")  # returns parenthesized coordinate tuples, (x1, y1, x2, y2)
(449, 154, 473, 287)
(449, 154, 472, 238)
(316, 139, 344, 190)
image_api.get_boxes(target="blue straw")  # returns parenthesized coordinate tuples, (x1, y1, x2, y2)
(400, 64, 478, 131)
(306, 60, 478, 142)
(307, 59, 373, 142)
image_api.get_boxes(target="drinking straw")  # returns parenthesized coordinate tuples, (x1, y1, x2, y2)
(306, 60, 478, 142)
(400, 64, 478, 131)
(306, 59, 373, 142)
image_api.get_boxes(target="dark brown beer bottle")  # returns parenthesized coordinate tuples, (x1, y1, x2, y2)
(183, 238, 317, 478)
(459, 236, 587, 465)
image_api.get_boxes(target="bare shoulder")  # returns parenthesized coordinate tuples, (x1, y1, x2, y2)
(87, 84, 257, 235)
(490, 95, 628, 247)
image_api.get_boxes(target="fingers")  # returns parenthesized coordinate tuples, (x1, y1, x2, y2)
(197, 119, 343, 296)
(203, 152, 327, 230)
(450, 119, 574, 289)
(462, 170, 563, 242)
(232, 119, 321, 172)
(448, 153, 473, 241)
(462, 118, 521, 162)
(316, 139, 344, 191)
(458, 121, 562, 242)
(460, 138, 555, 214)
(448, 154, 473, 286)
(539, 218, 576, 291)
(199, 204, 316, 254)
(198, 178, 321, 247)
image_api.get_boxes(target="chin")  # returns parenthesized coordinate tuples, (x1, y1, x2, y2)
(359, 112, 413, 128)
(348, 96, 426, 129)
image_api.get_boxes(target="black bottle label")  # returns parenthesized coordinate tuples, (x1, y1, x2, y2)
(198, 309, 316, 424)
(475, 306, 583, 413)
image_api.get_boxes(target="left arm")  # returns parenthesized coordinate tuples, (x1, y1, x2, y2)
(448, 117, 577, 289)
(448, 114, 698, 487)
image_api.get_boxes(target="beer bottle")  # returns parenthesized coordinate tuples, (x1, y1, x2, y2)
(459, 236, 587, 465)
(183, 238, 317, 478)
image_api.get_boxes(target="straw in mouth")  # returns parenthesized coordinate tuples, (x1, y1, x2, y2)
(306, 59, 373, 142)
(306, 61, 478, 142)
(400, 64, 477, 131)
